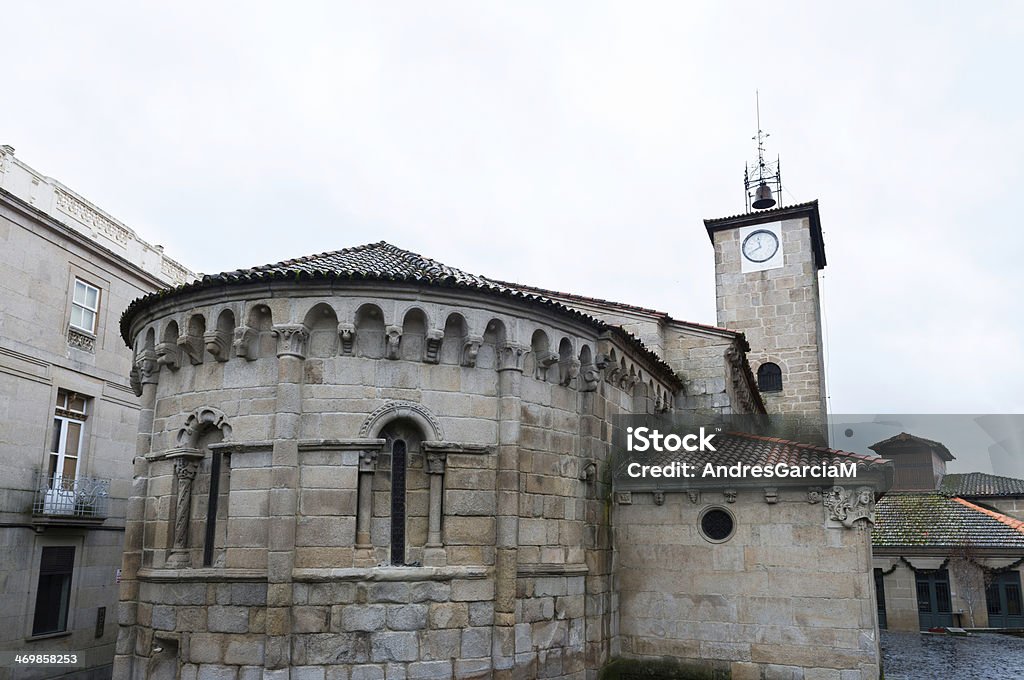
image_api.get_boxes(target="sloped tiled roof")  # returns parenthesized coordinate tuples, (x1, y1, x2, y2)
(119, 242, 684, 385)
(872, 492, 1024, 549)
(869, 431, 954, 461)
(615, 431, 891, 487)
(941, 472, 1024, 498)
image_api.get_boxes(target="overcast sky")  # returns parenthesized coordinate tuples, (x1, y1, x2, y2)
(3, 2, 1022, 417)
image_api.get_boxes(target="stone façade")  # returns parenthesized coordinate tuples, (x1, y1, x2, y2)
(113, 242, 886, 680)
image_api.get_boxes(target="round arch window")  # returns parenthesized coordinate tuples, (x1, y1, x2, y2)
(699, 506, 736, 543)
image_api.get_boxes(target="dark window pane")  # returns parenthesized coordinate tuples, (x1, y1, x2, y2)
(32, 547, 74, 636)
(917, 581, 931, 612)
(390, 440, 407, 566)
(701, 509, 734, 541)
(757, 363, 783, 392)
(936, 581, 952, 613)
(1007, 584, 1022, 616)
(988, 584, 1002, 615)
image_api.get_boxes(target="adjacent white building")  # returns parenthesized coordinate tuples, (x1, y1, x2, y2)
(0, 145, 193, 680)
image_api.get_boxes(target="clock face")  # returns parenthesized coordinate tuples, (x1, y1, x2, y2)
(741, 229, 780, 263)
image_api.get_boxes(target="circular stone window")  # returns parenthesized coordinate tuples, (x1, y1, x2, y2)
(699, 507, 736, 543)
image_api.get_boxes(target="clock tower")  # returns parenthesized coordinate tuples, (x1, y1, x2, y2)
(704, 201, 828, 436)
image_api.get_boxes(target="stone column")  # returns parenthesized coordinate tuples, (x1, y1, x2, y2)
(424, 451, 446, 566)
(493, 343, 527, 677)
(165, 457, 200, 567)
(112, 352, 159, 680)
(265, 324, 308, 677)
(355, 450, 378, 566)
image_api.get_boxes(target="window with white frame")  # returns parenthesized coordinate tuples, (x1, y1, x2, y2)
(48, 390, 88, 492)
(70, 279, 100, 334)
(32, 546, 75, 636)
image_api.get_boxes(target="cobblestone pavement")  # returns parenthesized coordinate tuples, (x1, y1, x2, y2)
(881, 630, 1024, 679)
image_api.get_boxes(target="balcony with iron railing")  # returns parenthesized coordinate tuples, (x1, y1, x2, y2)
(32, 473, 110, 526)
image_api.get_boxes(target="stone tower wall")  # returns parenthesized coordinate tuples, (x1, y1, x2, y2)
(713, 216, 827, 425)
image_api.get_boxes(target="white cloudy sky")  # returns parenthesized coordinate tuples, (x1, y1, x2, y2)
(3, 2, 1022, 415)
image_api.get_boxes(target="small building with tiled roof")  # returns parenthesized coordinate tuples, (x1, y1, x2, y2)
(114, 200, 888, 679)
(871, 433, 1024, 631)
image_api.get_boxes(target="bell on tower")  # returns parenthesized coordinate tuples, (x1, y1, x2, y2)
(744, 92, 781, 212)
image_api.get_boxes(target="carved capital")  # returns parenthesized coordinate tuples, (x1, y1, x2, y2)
(358, 450, 379, 473)
(425, 451, 446, 475)
(824, 486, 876, 528)
(273, 324, 310, 359)
(461, 336, 483, 368)
(232, 325, 259, 361)
(385, 326, 402, 360)
(204, 330, 230, 362)
(177, 333, 204, 365)
(175, 458, 199, 481)
(338, 323, 356, 356)
(155, 341, 181, 371)
(497, 343, 528, 372)
(423, 329, 444, 364)
(136, 349, 160, 384)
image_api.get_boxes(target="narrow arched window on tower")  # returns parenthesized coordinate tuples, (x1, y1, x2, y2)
(757, 362, 783, 393)
(390, 439, 407, 566)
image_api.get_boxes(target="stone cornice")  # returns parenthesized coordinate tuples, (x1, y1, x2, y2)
(292, 566, 489, 582)
(137, 568, 267, 582)
(516, 563, 589, 577)
(297, 438, 387, 452)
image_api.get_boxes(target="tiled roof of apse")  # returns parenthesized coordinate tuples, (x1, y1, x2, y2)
(119, 242, 685, 385)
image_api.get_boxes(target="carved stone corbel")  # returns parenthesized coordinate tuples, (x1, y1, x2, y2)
(385, 326, 402, 360)
(155, 341, 181, 371)
(560, 357, 581, 387)
(338, 323, 355, 356)
(807, 487, 822, 504)
(653, 491, 665, 506)
(824, 486, 876, 528)
(273, 324, 309, 359)
(136, 349, 160, 385)
(232, 325, 259, 361)
(724, 489, 737, 504)
(497, 343, 528, 373)
(177, 332, 204, 365)
(129, 365, 143, 397)
(764, 487, 779, 504)
(580, 362, 600, 392)
(535, 350, 559, 380)
(204, 329, 230, 362)
(580, 461, 597, 484)
(423, 329, 443, 364)
(461, 335, 483, 368)
(686, 490, 699, 504)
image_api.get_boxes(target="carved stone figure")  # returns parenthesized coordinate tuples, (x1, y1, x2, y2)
(338, 323, 356, 355)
